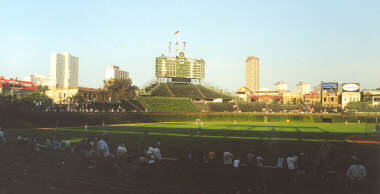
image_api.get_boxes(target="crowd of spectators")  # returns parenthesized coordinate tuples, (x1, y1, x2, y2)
(0, 126, 370, 193)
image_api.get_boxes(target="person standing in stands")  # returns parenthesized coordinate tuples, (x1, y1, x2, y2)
(97, 134, 110, 158)
(0, 127, 6, 146)
(247, 149, 256, 168)
(224, 151, 234, 166)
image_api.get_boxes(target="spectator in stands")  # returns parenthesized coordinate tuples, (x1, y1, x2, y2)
(17, 136, 23, 145)
(153, 142, 162, 160)
(247, 149, 256, 168)
(97, 134, 110, 158)
(297, 152, 307, 174)
(233, 156, 240, 168)
(53, 139, 63, 150)
(256, 155, 264, 167)
(208, 151, 216, 165)
(117, 144, 128, 156)
(224, 151, 234, 166)
(287, 154, 298, 170)
(0, 127, 6, 145)
(346, 156, 367, 193)
(64, 140, 71, 149)
(45, 137, 53, 148)
(277, 154, 285, 168)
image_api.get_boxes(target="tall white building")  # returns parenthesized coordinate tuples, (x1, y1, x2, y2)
(24, 74, 55, 87)
(296, 82, 311, 95)
(50, 52, 78, 88)
(105, 65, 129, 80)
(245, 57, 259, 92)
(274, 81, 288, 93)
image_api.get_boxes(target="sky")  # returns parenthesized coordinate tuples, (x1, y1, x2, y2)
(0, 0, 379, 92)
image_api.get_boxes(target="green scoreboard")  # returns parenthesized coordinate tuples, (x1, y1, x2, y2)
(156, 52, 205, 79)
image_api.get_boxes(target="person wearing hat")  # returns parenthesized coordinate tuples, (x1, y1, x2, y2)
(346, 155, 367, 193)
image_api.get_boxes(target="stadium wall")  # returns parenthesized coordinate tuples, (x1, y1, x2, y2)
(1, 112, 379, 129)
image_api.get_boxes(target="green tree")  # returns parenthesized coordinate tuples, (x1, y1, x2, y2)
(69, 93, 85, 105)
(104, 78, 138, 103)
(37, 85, 49, 94)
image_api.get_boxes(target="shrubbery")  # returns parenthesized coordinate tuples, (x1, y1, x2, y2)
(137, 96, 198, 112)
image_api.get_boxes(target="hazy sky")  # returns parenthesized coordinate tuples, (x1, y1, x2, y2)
(1, 0, 379, 91)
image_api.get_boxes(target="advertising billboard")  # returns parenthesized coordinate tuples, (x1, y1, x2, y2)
(321, 82, 338, 92)
(342, 83, 360, 92)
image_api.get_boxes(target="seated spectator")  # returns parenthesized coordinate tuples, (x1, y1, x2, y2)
(233, 157, 240, 168)
(45, 137, 53, 148)
(297, 152, 307, 174)
(152, 143, 162, 160)
(64, 140, 71, 149)
(209, 151, 216, 162)
(247, 149, 256, 167)
(224, 151, 234, 165)
(277, 154, 285, 168)
(117, 144, 128, 156)
(17, 136, 23, 144)
(287, 154, 298, 170)
(256, 155, 264, 167)
(346, 156, 367, 193)
(53, 139, 62, 150)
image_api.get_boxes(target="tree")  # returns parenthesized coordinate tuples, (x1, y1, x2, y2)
(104, 78, 138, 103)
(37, 85, 49, 94)
(69, 93, 85, 105)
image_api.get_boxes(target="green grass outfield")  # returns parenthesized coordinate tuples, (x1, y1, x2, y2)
(9, 121, 376, 143)
(7, 121, 380, 167)
(7, 121, 377, 151)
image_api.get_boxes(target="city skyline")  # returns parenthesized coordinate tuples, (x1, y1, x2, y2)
(1, 0, 379, 92)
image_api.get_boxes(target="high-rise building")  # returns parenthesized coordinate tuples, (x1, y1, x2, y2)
(245, 56, 259, 92)
(50, 52, 78, 88)
(105, 65, 129, 80)
(274, 81, 288, 93)
(296, 82, 310, 95)
(24, 74, 55, 87)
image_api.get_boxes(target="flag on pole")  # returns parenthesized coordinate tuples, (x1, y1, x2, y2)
(168, 41, 172, 53)
(183, 41, 187, 51)
(174, 30, 179, 35)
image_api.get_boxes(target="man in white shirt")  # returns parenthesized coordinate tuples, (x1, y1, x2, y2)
(97, 134, 110, 158)
(287, 155, 298, 170)
(117, 144, 127, 156)
(224, 152, 234, 165)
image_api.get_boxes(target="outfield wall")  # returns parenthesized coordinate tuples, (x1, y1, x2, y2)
(1, 112, 379, 129)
